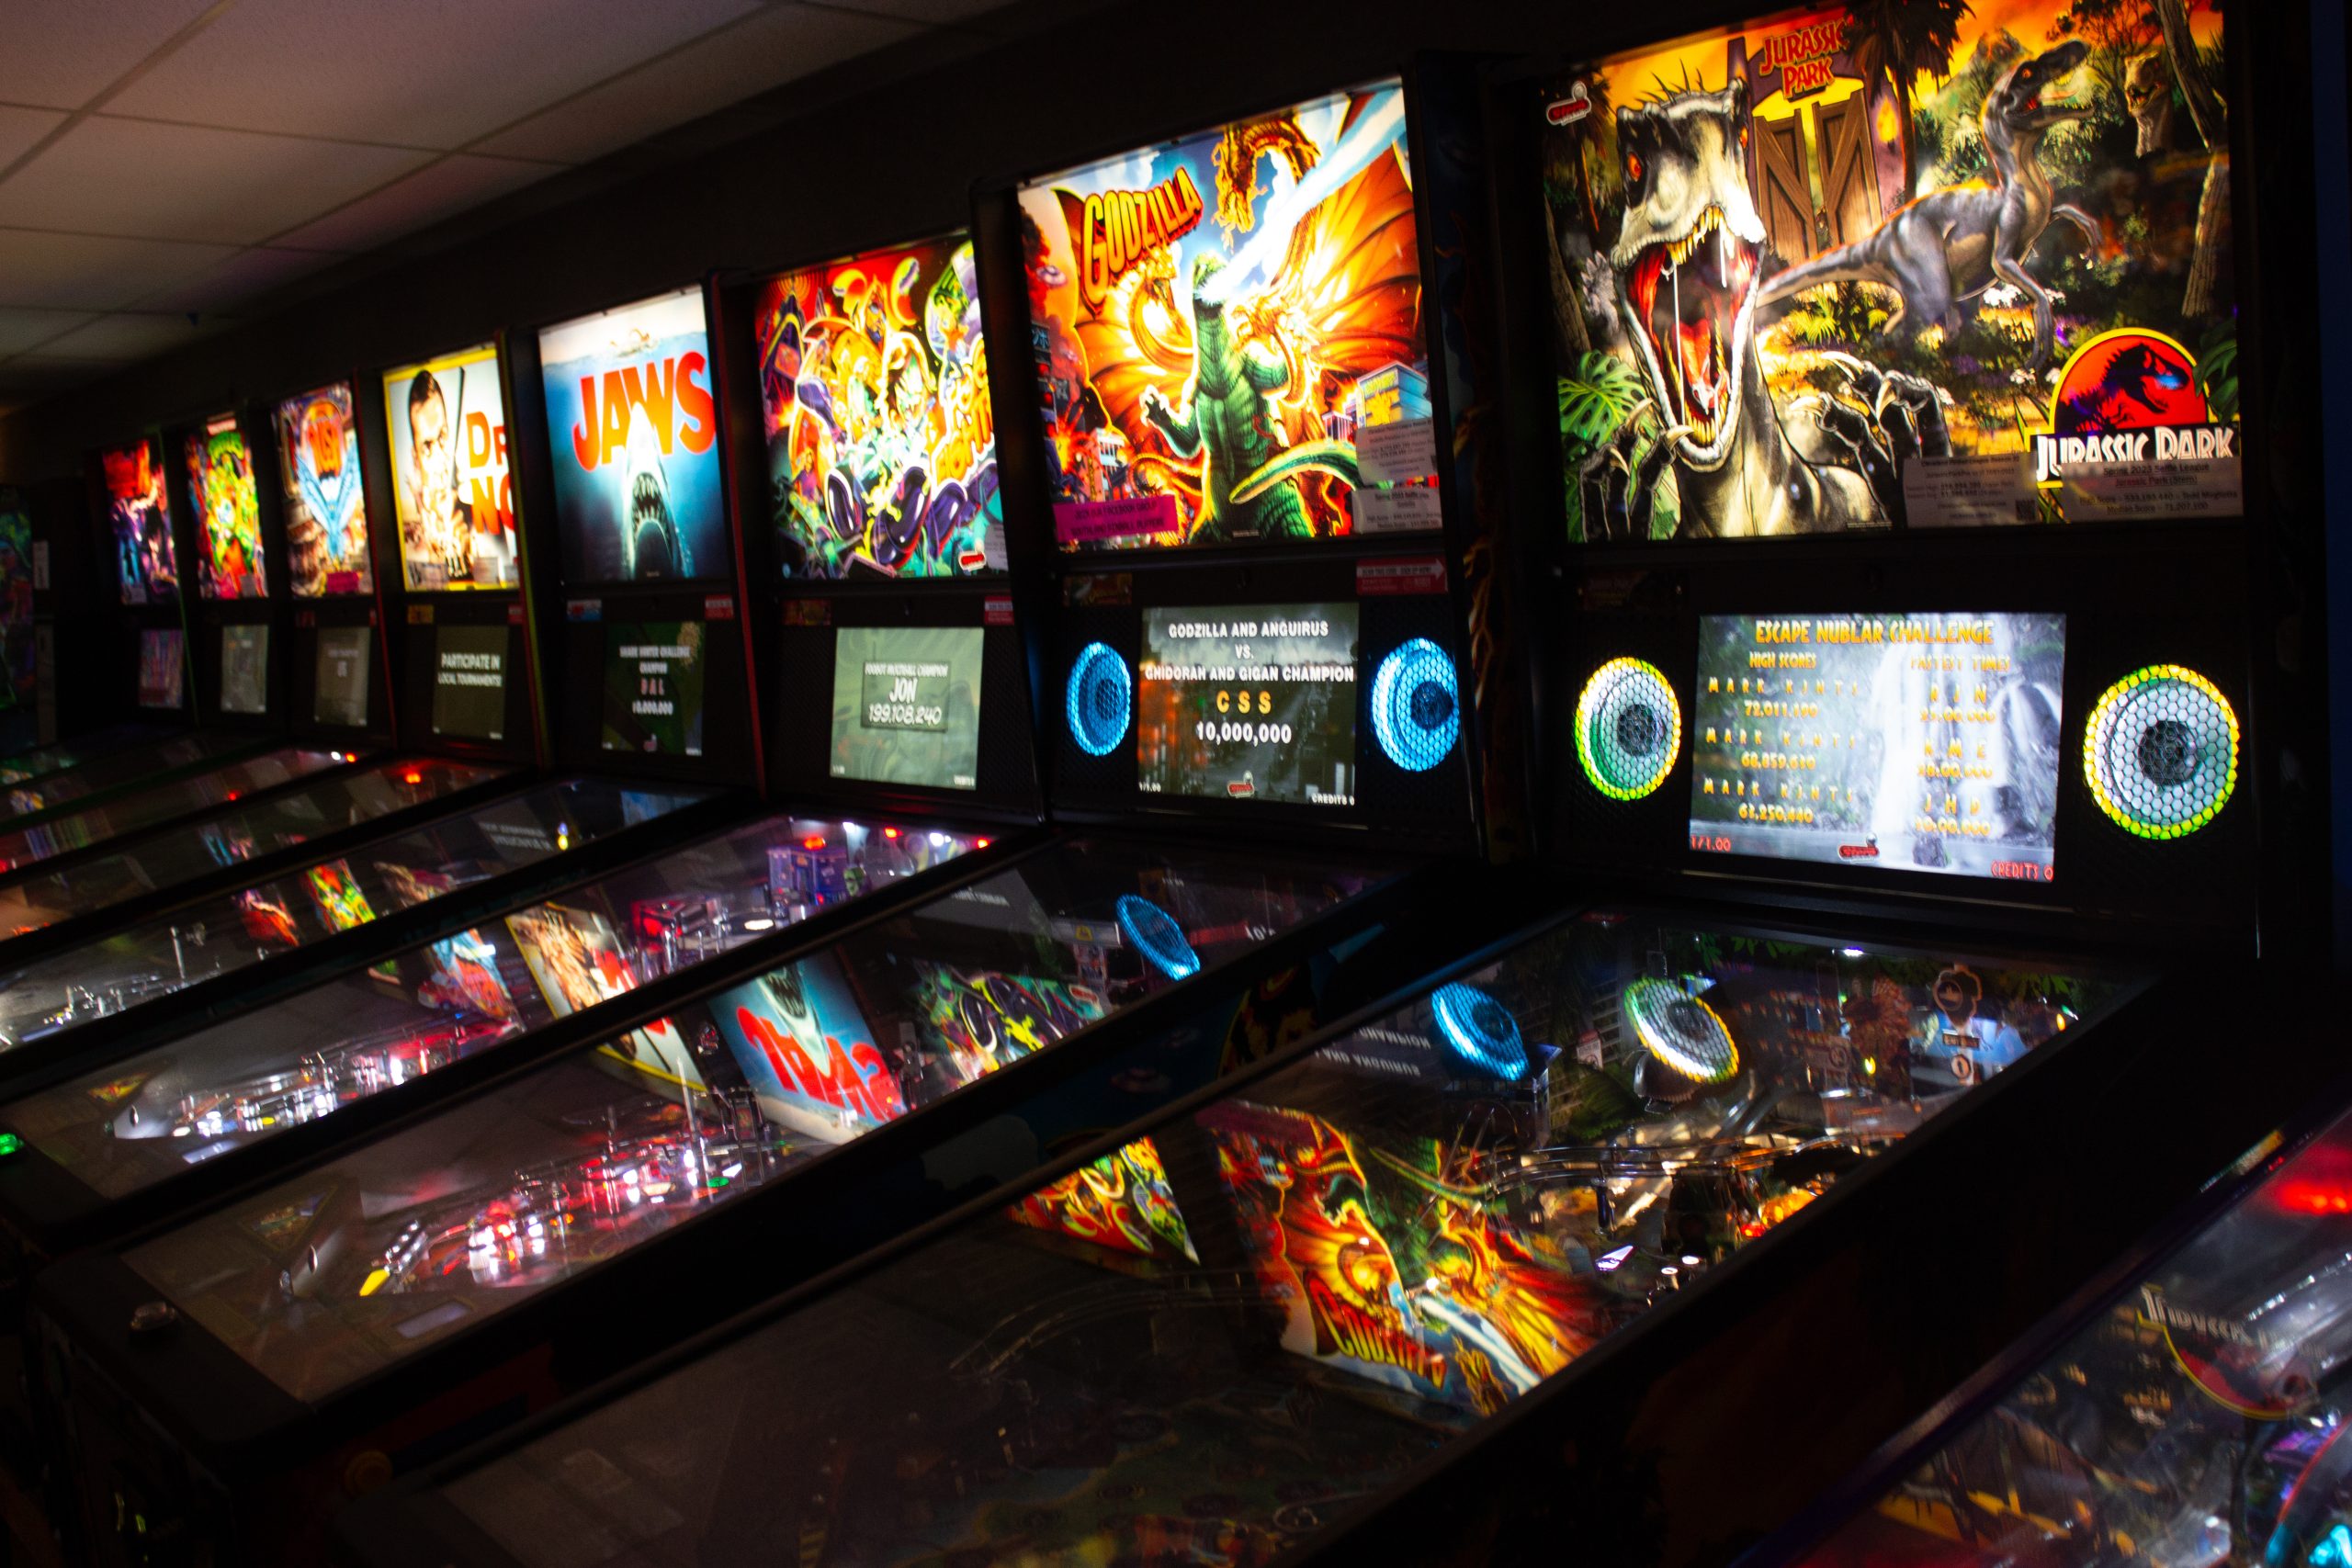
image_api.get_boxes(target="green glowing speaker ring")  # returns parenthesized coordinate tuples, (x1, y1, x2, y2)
(1623, 976, 1738, 1084)
(1575, 657, 1681, 801)
(2083, 664, 2238, 840)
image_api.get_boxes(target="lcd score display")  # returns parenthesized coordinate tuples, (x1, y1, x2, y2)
(1136, 604, 1357, 806)
(827, 626, 981, 791)
(431, 626, 507, 742)
(219, 624, 267, 716)
(383, 344, 519, 592)
(1540, 3, 2239, 539)
(1689, 613, 2065, 882)
(137, 628, 184, 710)
(1018, 81, 1437, 550)
(601, 621, 705, 758)
(273, 381, 372, 597)
(538, 288, 724, 584)
(313, 627, 370, 728)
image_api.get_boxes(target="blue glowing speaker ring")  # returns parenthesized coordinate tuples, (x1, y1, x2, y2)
(1430, 982, 1529, 1079)
(1371, 637, 1459, 773)
(1115, 894, 1199, 980)
(1066, 641, 1132, 758)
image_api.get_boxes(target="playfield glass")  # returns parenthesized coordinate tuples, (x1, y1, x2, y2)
(418, 908, 2140, 1566)
(121, 836, 1399, 1401)
(0, 773, 678, 1053)
(0, 758, 508, 942)
(1796, 1101, 2352, 1568)
(0, 746, 344, 876)
(19, 813, 977, 1209)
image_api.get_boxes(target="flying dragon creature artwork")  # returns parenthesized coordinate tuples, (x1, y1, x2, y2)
(756, 237, 1000, 580)
(275, 382, 374, 597)
(1542, 1, 2238, 539)
(1021, 81, 1436, 549)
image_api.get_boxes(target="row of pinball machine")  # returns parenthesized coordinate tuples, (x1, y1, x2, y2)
(0, 2, 2335, 1564)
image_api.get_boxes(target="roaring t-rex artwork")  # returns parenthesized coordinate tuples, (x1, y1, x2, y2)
(1583, 77, 1947, 538)
(1758, 40, 2099, 367)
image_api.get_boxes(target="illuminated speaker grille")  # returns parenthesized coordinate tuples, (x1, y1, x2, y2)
(1065, 641, 1132, 757)
(2084, 664, 2238, 840)
(1576, 657, 1680, 800)
(1623, 977, 1737, 1084)
(1371, 637, 1459, 772)
(1430, 982, 1528, 1079)
(1115, 894, 1198, 980)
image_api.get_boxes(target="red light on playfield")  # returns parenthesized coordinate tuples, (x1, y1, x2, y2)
(802, 836, 826, 851)
(2271, 1140, 2352, 1215)
(883, 827, 899, 840)
(403, 771, 423, 785)
(976, 837, 990, 849)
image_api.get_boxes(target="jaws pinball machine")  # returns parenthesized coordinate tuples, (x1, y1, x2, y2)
(15, 72, 1516, 1565)
(326, 7, 2344, 1566)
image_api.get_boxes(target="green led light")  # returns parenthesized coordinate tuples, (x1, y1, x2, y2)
(0, 1134, 23, 1157)
(2084, 664, 2238, 840)
(1576, 657, 1681, 801)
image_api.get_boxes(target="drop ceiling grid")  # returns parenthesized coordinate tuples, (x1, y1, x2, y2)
(0, 0, 988, 410)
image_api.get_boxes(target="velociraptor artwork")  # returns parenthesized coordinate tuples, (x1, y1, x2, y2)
(1581, 77, 1947, 538)
(1758, 40, 2099, 367)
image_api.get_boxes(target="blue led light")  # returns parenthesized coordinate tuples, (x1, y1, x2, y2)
(1371, 638, 1459, 773)
(1065, 641, 1132, 757)
(1430, 982, 1529, 1079)
(1115, 894, 1199, 980)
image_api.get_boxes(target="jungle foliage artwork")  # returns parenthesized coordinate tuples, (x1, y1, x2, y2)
(1540, 1, 2237, 539)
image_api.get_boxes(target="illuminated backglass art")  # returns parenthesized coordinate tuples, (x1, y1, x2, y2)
(1018, 80, 1438, 550)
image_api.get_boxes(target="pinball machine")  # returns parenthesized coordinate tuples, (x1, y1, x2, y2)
(337, 3, 2334, 1565)
(17, 70, 1510, 1565)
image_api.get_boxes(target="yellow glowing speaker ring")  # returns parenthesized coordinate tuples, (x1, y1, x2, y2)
(1576, 657, 1681, 801)
(2082, 664, 2238, 840)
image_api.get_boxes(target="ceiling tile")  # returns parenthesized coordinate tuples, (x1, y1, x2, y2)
(475, 3, 918, 165)
(0, 106, 69, 171)
(0, 116, 431, 246)
(0, 1, 220, 111)
(269, 153, 557, 254)
(0, 229, 234, 310)
(35, 312, 212, 361)
(134, 245, 342, 314)
(105, 0, 763, 151)
(0, 307, 96, 355)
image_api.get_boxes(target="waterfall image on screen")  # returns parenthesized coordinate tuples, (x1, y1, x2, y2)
(1689, 613, 2066, 882)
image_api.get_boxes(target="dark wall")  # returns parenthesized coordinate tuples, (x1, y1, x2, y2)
(0, 0, 1704, 482)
